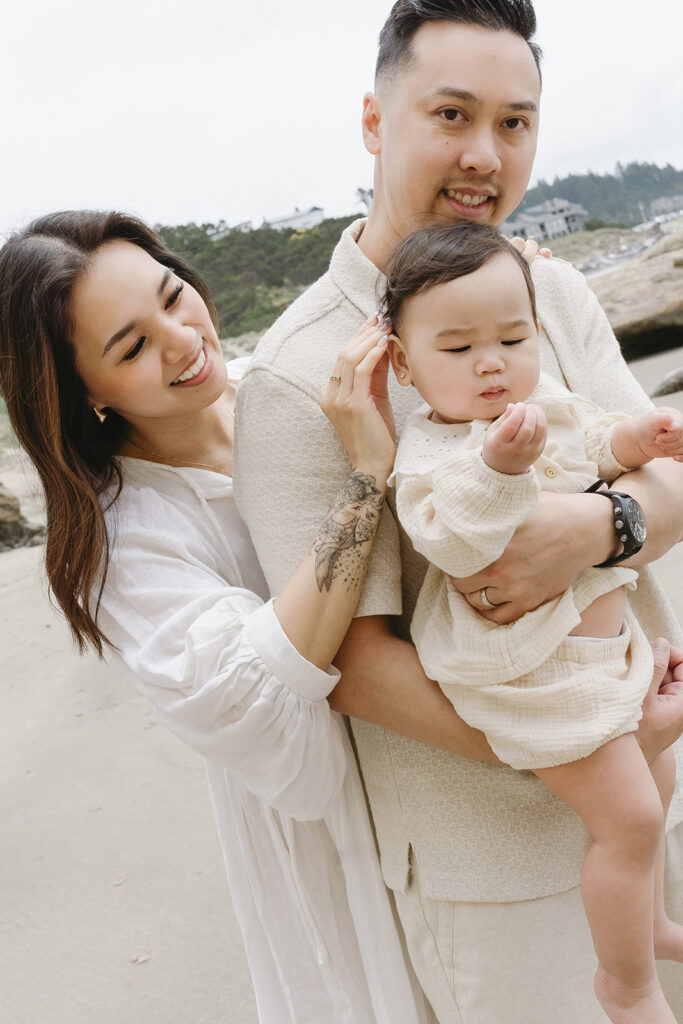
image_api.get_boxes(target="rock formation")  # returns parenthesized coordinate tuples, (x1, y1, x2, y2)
(587, 229, 683, 361)
(0, 480, 45, 552)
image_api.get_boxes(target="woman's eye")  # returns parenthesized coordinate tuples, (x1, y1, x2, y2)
(123, 337, 146, 361)
(165, 282, 184, 309)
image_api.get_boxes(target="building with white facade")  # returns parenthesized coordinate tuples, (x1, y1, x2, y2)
(265, 206, 325, 231)
(502, 198, 589, 242)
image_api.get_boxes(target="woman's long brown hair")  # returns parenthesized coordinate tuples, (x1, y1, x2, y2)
(0, 211, 218, 656)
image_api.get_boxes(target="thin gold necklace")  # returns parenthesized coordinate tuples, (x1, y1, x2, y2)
(124, 434, 226, 474)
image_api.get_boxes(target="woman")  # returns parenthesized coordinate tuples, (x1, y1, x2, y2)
(0, 210, 431, 1022)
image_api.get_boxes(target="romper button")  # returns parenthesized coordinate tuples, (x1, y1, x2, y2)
(545, 467, 557, 478)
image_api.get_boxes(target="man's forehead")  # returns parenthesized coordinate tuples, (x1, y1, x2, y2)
(393, 21, 540, 101)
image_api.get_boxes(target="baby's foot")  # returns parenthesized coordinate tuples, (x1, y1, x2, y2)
(594, 971, 676, 1024)
(654, 916, 683, 962)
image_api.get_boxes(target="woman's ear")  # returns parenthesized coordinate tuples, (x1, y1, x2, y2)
(387, 333, 411, 386)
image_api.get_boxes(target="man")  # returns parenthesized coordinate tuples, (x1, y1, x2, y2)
(235, 2, 683, 1020)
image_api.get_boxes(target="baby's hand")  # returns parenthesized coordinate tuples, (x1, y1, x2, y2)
(483, 402, 547, 474)
(632, 407, 683, 462)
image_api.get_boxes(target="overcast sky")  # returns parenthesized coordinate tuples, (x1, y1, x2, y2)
(1, 0, 681, 239)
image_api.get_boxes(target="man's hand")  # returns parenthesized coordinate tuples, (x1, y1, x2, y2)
(636, 638, 683, 763)
(454, 490, 616, 623)
(483, 402, 547, 475)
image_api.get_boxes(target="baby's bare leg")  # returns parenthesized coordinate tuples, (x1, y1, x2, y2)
(535, 735, 675, 1023)
(650, 747, 683, 961)
(568, 587, 626, 638)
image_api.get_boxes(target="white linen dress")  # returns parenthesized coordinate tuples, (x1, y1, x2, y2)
(94, 364, 431, 1024)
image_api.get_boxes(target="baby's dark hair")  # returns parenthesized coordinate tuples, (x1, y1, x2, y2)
(382, 222, 538, 331)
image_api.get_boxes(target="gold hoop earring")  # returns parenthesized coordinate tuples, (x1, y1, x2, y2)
(92, 406, 107, 424)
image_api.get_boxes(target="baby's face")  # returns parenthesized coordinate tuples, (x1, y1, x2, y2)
(392, 252, 540, 423)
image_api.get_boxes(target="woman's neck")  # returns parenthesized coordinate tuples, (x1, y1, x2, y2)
(119, 388, 236, 476)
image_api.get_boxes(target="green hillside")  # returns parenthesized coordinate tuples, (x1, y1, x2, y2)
(519, 161, 683, 226)
(158, 215, 356, 337)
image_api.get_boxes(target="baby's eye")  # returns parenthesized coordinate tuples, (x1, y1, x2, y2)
(502, 339, 524, 346)
(447, 345, 470, 353)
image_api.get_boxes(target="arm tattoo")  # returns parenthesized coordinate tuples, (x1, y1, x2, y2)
(313, 469, 385, 593)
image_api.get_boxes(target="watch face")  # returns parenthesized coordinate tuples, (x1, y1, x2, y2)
(624, 497, 647, 544)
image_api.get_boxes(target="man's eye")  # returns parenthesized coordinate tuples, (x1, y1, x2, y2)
(503, 117, 526, 131)
(502, 339, 524, 346)
(441, 109, 463, 122)
(165, 283, 184, 309)
(123, 337, 146, 361)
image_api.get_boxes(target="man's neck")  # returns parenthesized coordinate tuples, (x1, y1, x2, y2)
(355, 211, 403, 273)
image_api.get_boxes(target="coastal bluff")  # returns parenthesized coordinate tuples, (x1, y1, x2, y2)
(587, 228, 683, 361)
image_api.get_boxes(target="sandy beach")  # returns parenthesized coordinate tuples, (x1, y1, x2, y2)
(1, 347, 682, 1024)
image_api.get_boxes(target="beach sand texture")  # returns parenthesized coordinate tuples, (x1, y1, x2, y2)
(1, 347, 682, 1024)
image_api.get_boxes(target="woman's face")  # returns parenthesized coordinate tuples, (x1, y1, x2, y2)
(70, 240, 226, 428)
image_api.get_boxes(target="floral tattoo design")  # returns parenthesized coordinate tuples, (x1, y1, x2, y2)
(313, 470, 385, 593)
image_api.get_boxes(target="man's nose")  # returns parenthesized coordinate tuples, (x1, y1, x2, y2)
(458, 129, 502, 176)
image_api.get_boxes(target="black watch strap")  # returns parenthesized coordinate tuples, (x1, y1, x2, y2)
(585, 479, 646, 567)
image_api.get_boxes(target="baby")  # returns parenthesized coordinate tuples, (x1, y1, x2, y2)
(384, 222, 683, 1024)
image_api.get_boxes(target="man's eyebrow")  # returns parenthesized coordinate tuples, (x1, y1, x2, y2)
(432, 87, 537, 114)
(102, 268, 173, 356)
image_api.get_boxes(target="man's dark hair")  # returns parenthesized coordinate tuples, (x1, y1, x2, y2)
(376, 0, 542, 83)
(381, 222, 537, 330)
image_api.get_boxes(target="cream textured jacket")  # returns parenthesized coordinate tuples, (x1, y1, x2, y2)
(392, 380, 653, 769)
(234, 219, 683, 902)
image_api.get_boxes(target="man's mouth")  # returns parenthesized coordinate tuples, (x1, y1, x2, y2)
(444, 190, 493, 208)
(171, 343, 207, 385)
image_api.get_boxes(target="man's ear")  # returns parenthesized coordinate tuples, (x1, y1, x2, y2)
(361, 92, 382, 155)
(388, 333, 411, 386)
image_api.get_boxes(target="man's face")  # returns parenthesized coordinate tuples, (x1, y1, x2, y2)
(364, 22, 540, 252)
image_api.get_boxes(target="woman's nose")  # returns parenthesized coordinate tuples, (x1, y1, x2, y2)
(161, 322, 197, 364)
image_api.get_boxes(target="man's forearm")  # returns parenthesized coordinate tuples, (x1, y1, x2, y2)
(613, 459, 683, 566)
(330, 615, 500, 764)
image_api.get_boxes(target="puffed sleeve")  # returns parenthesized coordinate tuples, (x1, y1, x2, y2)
(97, 494, 348, 822)
(394, 445, 541, 577)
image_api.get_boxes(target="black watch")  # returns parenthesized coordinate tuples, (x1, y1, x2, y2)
(585, 479, 647, 567)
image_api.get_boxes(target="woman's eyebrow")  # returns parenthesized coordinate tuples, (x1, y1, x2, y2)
(102, 269, 173, 356)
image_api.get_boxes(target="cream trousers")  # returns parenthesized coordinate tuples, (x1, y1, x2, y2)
(393, 821, 683, 1024)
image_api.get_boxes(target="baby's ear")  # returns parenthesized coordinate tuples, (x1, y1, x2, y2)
(387, 333, 411, 386)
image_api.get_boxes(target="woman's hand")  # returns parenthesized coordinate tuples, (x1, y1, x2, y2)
(636, 639, 683, 763)
(507, 235, 553, 264)
(321, 316, 396, 479)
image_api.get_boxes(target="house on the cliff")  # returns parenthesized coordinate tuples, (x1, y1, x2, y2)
(502, 197, 588, 242)
(264, 206, 325, 231)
